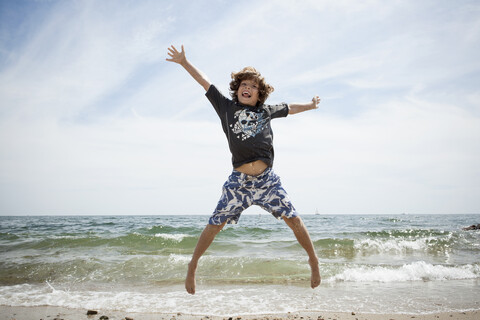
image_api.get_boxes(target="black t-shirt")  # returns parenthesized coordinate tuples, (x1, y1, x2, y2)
(206, 84, 289, 168)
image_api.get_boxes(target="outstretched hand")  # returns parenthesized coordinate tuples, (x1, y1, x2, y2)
(288, 96, 321, 115)
(166, 45, 186, 65)
(312, 96, 321, 109)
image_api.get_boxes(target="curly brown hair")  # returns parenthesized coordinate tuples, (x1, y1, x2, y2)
(229, 66, 274, 105)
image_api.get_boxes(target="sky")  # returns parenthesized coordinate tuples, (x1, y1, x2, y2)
(0, 0, 479, 216)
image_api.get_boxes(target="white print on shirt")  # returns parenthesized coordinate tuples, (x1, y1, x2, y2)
(230, 109, 269, 141)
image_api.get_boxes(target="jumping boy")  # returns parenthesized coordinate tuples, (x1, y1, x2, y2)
(166, 45, 321, 295)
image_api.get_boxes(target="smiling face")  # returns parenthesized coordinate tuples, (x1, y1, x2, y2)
(237, 79, 260, 106)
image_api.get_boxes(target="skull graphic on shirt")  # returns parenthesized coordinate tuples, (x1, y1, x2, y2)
(230, 109, 268, 141)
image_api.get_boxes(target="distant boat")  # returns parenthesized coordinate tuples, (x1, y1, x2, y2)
(315, 208, 320, 215)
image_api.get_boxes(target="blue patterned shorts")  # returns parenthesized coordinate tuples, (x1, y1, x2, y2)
(209, 168, 298, 225)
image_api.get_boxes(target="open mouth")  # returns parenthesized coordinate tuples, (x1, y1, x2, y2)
(242, 91, 251, 98)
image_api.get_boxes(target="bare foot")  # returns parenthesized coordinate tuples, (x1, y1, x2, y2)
(185, 262, 196, 295)
(309, 257, 321, 288)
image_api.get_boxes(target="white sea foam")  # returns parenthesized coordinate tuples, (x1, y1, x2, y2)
(154, 233, 189, 242)
(1, 281, 479, 315)
(168, 253, 190, 263)
(354, 238, 432, 254)
(0, 284, 296, 315)
(329, 261, 480, 283)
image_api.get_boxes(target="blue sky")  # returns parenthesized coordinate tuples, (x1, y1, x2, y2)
(0, 0, 479, 215)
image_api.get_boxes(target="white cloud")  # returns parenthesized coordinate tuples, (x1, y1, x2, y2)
(0, 0, 174, 120)
(274, 95, 480, 214)
(0, 116, 231, 214)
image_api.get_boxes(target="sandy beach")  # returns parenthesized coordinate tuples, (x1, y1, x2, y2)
(0, 306, 478, 320)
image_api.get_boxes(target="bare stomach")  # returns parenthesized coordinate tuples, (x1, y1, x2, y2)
(235, 160, 268, 176)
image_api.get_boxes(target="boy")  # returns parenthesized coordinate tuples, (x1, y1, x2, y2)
(166, 45, 321, 295)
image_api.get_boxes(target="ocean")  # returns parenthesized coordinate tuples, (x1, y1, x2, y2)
(0, 214, 479, 315)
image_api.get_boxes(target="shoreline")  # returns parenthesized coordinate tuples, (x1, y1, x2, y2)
(1, 306, 478, 320)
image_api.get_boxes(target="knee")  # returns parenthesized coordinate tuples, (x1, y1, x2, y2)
(284, 216, 304, 232)
(206, 221, 226, 234)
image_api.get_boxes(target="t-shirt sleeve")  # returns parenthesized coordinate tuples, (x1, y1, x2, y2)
(265, 103, 289, 119)
(205, 84, 230, 117)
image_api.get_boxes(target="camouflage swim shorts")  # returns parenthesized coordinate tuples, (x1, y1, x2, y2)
(209, 168, 298, 225)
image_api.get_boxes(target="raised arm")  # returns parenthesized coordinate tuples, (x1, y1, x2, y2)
(288, 96, 321, 115)
(166, 45, 211, 91)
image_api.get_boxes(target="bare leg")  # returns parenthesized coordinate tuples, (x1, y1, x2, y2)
(283, 216, 321, 288)
(185, 222, 226, 294)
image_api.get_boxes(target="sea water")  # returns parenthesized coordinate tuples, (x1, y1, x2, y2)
(0, 214, 479, 315)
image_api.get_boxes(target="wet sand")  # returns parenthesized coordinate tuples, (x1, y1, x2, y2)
(0, 306, 478, 320)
